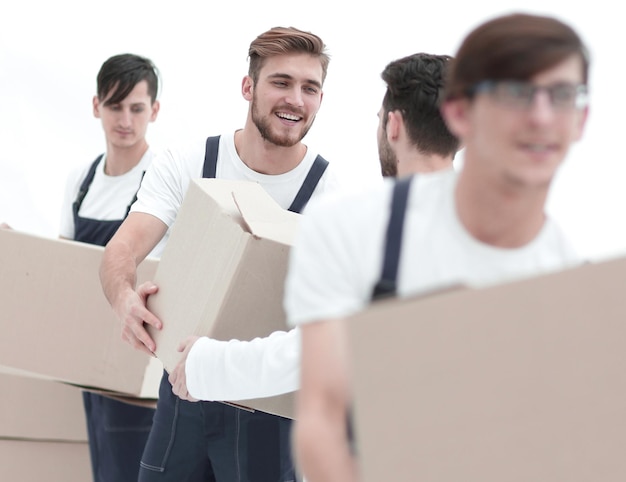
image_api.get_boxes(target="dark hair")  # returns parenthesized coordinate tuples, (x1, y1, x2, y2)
(382, 53, 459, 158)
(248, 27, 330, 83)
(445, 13, 590, 101)
(97, 53, 159, 106)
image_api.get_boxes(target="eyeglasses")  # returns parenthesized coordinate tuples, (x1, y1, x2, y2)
(469, 80, 589, 111)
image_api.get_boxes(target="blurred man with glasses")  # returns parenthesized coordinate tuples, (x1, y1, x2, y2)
(284, 12, 590, 481)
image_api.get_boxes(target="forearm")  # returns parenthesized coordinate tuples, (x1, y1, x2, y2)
(294, 409, 358, 482)
(100, 239, 140, 309)
(186, 329, 300, 401)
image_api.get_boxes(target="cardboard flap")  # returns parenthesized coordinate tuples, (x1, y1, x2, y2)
(233, 189, 300, 245)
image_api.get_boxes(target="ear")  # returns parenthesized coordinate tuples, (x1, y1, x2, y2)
(150, 100, 161, 122)
(241, 75, 254, 101)
(92, 95, 101, 119)
(440, 98, 471, 139)
(385, 110, 402, 142)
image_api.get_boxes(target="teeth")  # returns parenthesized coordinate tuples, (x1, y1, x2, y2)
(277, 112, 300, 121)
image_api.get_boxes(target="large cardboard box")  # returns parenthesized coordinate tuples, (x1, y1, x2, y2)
(0, 228, 162, 398)
(347, 256, 626, 482)
(147, 179, 298, 418)
(0, 439, 91, 481)
(0, 370, 87, 441)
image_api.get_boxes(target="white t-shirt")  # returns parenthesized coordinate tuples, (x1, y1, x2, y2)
(285, 170, 582, 327)
(60, 149, 167, 258)
(132, 131, 341, 401)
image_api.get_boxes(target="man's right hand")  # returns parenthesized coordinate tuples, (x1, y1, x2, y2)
(99, 211, 169, 356)
(116, 281, 163, 356)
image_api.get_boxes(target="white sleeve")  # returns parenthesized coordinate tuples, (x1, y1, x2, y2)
(185, 328, 301, 401)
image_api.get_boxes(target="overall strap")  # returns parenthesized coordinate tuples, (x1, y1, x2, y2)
(202, 136, 327, 214)
(287, 155, 329, 214)
(202, 135, 221, 178)
(73, 154, 104, 213)
(370, 175, 414, 300)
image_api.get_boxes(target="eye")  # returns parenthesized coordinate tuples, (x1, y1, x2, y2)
(304, 86, 319, 95)
(109, 104, 122, 111)
(273, 81, 288, 88)
(131, 106, 145, 113)
(549, 85, 577, 105)
(501, 81, 532, 100)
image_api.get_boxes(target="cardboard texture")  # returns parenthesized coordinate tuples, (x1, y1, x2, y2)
(0, 228, 163, 398)
(0, 439, 91, 481)
(347, 256, 626, 482)
(147, 179, 298, 419)
(0, 371, 87, 441)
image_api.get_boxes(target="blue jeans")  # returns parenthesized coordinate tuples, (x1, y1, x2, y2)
(139, 371, 298, 482)
(83, 391, 155, 482)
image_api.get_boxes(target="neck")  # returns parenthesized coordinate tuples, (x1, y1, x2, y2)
(398, 150, 454, 176)
(234, 122, 307, 175)
(103, 140, 149, 176)
(454, 163, 549, 248)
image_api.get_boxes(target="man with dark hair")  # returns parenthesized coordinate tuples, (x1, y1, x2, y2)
(285, 12, 589, 481)
(378, 52, 459, 177)
(100, 26, 338, 482)
(59, 53, 161, 482)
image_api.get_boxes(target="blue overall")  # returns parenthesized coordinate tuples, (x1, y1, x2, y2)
(73, 155, 155, 482)
(138, 136, 328, 482)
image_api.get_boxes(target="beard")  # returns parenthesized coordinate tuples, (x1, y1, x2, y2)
(251, 93, 314, 147)
(378, 133, 398, 177)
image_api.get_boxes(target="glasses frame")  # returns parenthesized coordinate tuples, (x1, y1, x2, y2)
(468, 80, 589, 111)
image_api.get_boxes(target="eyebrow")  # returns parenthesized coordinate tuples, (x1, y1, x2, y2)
(267, 73, 322, 90)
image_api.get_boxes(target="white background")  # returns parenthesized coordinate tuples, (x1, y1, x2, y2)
(1, 0, 624, 261)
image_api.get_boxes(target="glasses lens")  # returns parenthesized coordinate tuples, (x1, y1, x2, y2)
(495, 82, 534, 107)
(548, 84, 579, 108)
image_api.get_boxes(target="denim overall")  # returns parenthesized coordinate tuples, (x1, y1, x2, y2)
(73, 154, 155, 482)
(139, 136, 328, 482)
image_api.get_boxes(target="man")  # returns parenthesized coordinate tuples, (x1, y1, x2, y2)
(59, 53, 162, 482)
(100, 27, 336, 482)
(284, 12, 589, 482)
(167, 51, 458, 406)
(377, 52, 458, 177)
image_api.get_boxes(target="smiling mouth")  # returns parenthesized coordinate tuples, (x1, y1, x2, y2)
(276, 112, 302, 122)
(521, 142, 556, 153)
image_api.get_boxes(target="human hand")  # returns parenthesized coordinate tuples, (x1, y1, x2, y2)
(115, 281, 162, 356)
(168, 335, 201, 402)
(0, 222, 12, 229)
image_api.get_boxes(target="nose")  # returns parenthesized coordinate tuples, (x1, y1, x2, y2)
(118, 108, 132, 128)
(527, 90, 555, 124)
(285, 87, 304, 108)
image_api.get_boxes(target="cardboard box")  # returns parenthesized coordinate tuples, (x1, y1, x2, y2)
(346, 256, 626, 482)
(0, 439, 91, 481)
(0, 228, 163, 398)
(147, 179, 298, 419)
(0, 370, 87, 442)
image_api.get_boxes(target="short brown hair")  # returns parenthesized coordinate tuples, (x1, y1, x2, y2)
(248, 27, 330, 83)
(444, 13, 590, 101)
(382, 53, 459, 158)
